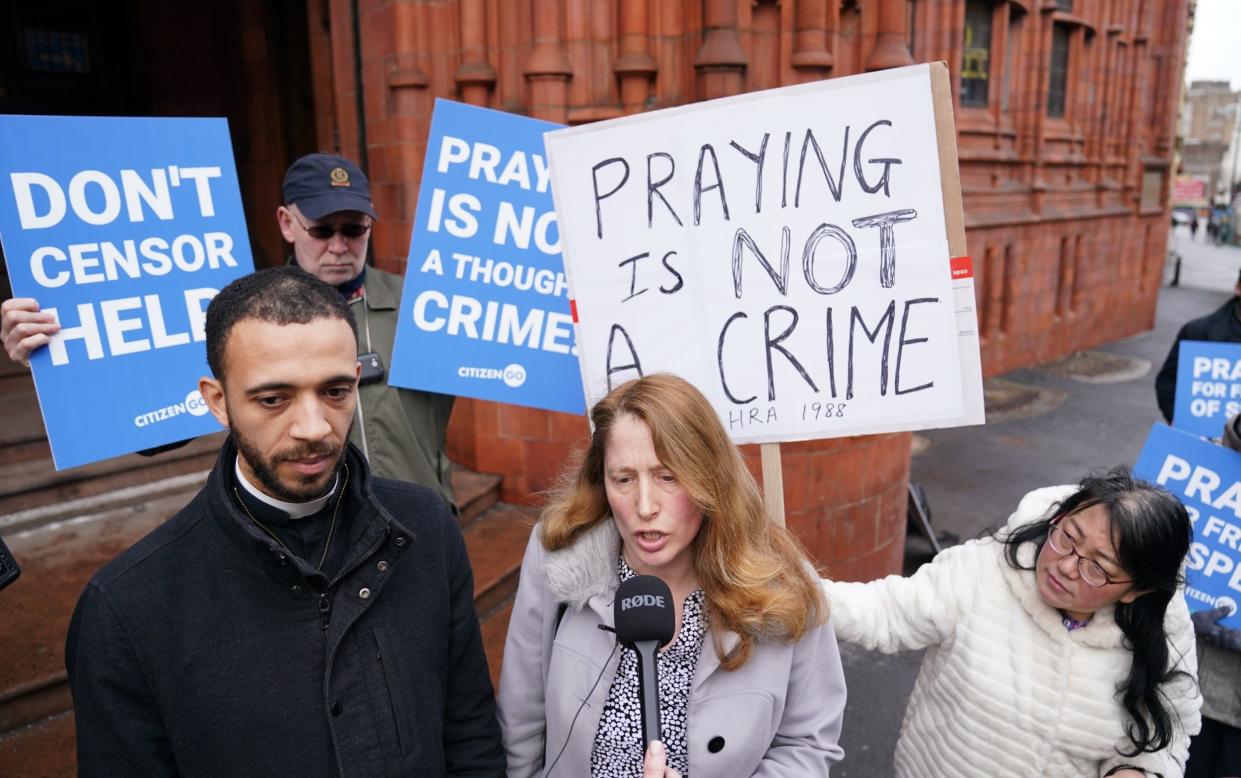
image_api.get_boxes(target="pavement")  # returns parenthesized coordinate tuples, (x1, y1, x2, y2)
(1168, 223, 1241, 292)
(833, 230, 1241, 777)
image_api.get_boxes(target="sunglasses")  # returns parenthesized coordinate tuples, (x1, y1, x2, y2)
(289, 210, 372, 240)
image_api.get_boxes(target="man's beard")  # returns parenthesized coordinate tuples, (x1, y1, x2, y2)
(232, 423, 352, 502)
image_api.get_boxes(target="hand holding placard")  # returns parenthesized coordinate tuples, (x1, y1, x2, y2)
(1, 297, 59, 365)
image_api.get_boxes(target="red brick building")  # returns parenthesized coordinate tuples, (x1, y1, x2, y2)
(0, 0, 1190, 770)
(309, 0, 1188, 573)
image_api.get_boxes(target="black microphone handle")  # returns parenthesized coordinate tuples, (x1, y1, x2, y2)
(633, 638, 662, 749)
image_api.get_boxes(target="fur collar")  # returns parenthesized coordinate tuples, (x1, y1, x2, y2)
(544, 520, 621, 606)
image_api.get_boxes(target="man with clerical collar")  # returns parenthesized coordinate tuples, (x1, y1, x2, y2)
(65, 267, 504, 776)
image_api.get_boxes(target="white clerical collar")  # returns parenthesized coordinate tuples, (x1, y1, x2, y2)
(234, 456, 338, 519)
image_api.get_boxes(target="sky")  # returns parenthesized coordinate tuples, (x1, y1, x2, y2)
(1184, 0, 1241, 89)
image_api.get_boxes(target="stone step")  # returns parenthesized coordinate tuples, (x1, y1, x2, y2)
(0, 711, 74, 777)
(0, 486, 189, 719)
(0, 436, 502, 534)
(0, 439, 500, 528)
(463, 502, 535, 619)
(0, 433, 225, 517)
(480, 595, 515, 692)
(450, 466, 501, 528)
(0, 470, 210, 536)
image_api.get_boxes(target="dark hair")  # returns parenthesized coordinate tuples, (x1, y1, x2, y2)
(204, 266, 357, 379)
(1001, 467, 1192, 757)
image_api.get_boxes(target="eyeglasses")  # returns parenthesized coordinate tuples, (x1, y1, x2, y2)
(289, 209, 371, 240)
(1046, 520, 1131, 588)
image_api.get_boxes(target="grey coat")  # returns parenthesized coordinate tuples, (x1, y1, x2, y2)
(497, 521, 847, 777)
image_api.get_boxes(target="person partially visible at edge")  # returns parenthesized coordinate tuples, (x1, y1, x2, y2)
(1184, 413, 1241, 778)
(64, 267, 503, 776)
(1155, 270, 1241, 423)
(0, 152, 455, 502)
(824, 468, 1201, 778)
(497, 373, 846, 778)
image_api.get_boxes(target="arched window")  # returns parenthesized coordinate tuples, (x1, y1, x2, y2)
(961, 0, 992, 107)
(958, 1, 1026, 120)
(1046, 22, 1071, 117)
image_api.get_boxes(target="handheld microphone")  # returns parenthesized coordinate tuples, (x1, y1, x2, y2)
(613, 575, 676, 750)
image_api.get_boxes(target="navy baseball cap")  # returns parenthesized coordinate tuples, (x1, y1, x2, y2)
(282, 153, 378, 220)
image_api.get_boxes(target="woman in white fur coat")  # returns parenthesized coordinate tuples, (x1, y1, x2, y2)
(497, 374, 846, 777)
(824, 469, 1201, 778)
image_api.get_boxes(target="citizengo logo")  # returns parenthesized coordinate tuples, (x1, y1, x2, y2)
(134, 389, 210, 428)
(185, 390, 210, 416)
(1216, 595, 1238, 618)
(457, 363, 528, 389)
(503, 363, 527, 388)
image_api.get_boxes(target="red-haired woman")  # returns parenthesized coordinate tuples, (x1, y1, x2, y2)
(497, 373, 846, 777)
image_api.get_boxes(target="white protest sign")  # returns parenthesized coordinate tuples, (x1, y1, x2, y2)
(546, 63, 980, 443)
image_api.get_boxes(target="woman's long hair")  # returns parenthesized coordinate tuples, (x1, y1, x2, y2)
(541, 373, 827, 670)
(1001, 467, 1193, 756)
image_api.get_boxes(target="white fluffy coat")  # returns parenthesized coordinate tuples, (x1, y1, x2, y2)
(824, 485, 1201, 778)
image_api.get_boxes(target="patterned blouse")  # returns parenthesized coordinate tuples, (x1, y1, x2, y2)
(590, 557, 708, 777)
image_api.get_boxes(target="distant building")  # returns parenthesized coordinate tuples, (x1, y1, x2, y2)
(1181, 79, 1241, 204)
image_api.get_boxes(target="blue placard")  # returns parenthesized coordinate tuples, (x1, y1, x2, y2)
(1134, 423, 1241, 629)
(389, 99, 585, 415)
(0, 116, 253, 470)
(1172, 340, 1241, 438)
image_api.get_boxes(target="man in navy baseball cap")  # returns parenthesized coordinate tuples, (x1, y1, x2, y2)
(281, 153, 378, 221)
(276, 153, 455, 503)
(277, 153, 378, 289)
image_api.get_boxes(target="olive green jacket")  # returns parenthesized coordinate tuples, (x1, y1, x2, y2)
(349, 266, 455, 503)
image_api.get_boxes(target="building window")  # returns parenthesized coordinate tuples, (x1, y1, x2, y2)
(907, 0, 917, 60)
(961, 0, 992, 108)
(1002, 11, 1023, 114)
(1047, 23, 1070, 118)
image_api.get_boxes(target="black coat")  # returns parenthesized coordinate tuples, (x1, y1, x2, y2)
(65, 440, 504, 777)
(1155, 297, 1241, 423)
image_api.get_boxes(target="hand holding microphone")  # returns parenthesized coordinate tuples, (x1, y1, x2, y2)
(613, 574, 676, 750)
(643, 739, 683, 778)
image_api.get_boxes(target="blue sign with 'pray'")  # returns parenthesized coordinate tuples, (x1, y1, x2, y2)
(389, 99, 585, 416)
(1172, 340, 1241, 439)
(1135, 423, 1241, 630)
